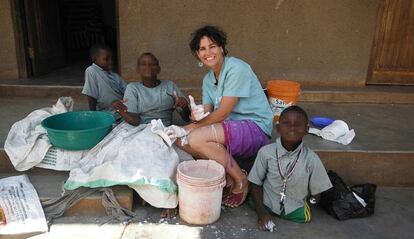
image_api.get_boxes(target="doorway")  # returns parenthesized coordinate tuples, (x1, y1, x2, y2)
(14, 0, 118, 85)
(367, 0, 414, 85)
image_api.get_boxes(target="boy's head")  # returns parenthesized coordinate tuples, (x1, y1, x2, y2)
(276, 106, 309, 145)
(136, 52, 160, 80)
(90, 44, 112, 71)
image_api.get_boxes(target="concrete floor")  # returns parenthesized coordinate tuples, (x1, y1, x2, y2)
(4, 187, 414, 239)
(1, 96, 414, 238)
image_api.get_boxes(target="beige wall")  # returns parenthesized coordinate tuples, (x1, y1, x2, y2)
(118, 0, 380, 88)
(0, 0, 19, 80)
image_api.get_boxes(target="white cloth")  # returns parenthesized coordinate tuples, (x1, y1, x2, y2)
(4, 97, 74, 171)
(64, 121, 193, 209)
(308, 120, 355, 145)
(151, 119, 189, 146)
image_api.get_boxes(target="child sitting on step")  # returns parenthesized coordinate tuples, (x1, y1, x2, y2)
(111, 52, 190, 127)
(248, 106, 332, 229)
(111, 52, 190, 218)
(82, 44, 127, 112)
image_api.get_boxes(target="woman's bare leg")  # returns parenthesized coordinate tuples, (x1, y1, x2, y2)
(175, 138, 207, 159)
(186, 124, 248, 193)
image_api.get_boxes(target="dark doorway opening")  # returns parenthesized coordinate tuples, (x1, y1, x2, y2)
(15, 0, 117, 85)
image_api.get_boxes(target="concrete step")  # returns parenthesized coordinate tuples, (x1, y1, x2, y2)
(1, 147, 413, 188)
(1, 95, 413, 187)
(1, 83, 414, 104)
(0, 166, 134, 216)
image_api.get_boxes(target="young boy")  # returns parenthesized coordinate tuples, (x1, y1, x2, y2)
(111, 52, 190, 127)
(248, 106, 332, 229)
(82, 44, 127, 111)
(112, 52, 190, 218)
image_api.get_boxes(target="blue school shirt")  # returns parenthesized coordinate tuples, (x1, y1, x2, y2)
(202, 57, 273, 136)
(123, 80, 185, 126)
(248, 138, 332, 215)
(82, 63, 127, 111)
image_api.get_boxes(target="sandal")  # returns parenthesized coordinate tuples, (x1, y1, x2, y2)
(222, 183, 234, 199)
(222, 169, 249, 207)
(222, 186, 249, 208)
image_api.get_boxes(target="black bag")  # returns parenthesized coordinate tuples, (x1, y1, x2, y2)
(318, 170, 376, 220)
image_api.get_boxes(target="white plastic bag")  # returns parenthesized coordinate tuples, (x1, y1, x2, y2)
(0, 175, 47, 235)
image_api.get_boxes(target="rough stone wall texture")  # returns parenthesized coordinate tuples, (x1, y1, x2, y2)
(0, 0, 19, 80)
(118, 0, 380, 87)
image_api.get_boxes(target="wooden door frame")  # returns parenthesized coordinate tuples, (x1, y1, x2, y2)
(367, 0, 414, 85)
(10, 0, 29, 79)
(115, 0, 121, 75)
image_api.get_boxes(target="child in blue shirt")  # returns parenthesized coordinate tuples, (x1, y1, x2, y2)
(248, 106, 332, 229)
(82, 44, 127, 111)
(111, 52, 190, 127)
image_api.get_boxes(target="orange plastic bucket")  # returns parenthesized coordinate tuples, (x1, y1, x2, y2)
(267, 80, 301, 122)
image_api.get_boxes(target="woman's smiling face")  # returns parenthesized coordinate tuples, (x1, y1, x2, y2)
(196, 36, 224, 70)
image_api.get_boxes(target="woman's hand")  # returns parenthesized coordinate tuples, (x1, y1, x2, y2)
(189, 95, 209, 121)
(183, 122, 198, 133)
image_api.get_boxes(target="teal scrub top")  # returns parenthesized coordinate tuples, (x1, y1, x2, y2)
(202, 57, 273, 136)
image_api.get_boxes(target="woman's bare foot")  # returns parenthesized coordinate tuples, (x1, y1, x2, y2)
(223, 176, 249, 208)
(160, 208, 178, 218)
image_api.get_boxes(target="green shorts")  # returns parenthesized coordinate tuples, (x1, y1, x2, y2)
(247, 196, 311, 223)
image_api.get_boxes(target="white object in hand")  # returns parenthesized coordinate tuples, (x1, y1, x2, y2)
(189, 95, 209, 121)
(265, 220, 276, 232)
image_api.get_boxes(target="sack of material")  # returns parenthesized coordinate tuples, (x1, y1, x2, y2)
(0, 175, 48, 234)
(4, 97, 74, 171)
(64, 121, 192, 209)
(318, 170, 376, 220)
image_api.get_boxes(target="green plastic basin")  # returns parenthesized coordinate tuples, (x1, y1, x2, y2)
(41, 111, 115, 150)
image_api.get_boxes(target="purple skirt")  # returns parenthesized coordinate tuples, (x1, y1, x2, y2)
(222, 120, 270, 158)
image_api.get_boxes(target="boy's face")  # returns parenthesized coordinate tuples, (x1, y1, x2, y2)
(93, 49, 112, 71)
(276, 111, 309, 144)
(136, 55, 160, 80)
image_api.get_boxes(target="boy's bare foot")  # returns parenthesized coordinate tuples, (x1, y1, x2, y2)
(160, 208, 177, 218)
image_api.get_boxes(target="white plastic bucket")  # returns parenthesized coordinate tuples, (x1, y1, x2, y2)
(177, 160, 226, 225)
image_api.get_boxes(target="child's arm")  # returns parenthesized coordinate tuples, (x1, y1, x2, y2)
(111, 100, 141, 126)
(251, 183, 273, 230)
(87, 96, 97, 111)
(171, 87, 191, 122)
(174, 95, 190, 122)
(177, 105, 191, 122)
